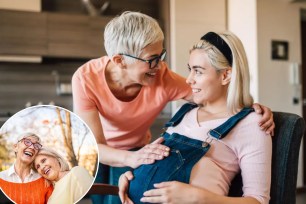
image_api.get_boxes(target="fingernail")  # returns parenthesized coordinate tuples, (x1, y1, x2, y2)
(164, 152, 169, 156)
(165, 147, 170, 151)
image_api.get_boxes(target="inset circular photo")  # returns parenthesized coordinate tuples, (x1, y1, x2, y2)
(0, 105, 98, 204)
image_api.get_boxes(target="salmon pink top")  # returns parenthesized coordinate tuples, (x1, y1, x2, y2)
(72, 56, 191, 150)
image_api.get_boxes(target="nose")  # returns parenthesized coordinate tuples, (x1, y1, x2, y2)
(27, 143, 35, 150)
(186, 72, 195, 85)
(39, 166, 45, 175)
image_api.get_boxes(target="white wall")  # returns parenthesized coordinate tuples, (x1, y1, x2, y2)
(0, 0, 41, 12)
(257, 0, 305, 187)
(169, 0, 227, 113)
(257, 0, 302, 113)
(228, 0, 258, 101)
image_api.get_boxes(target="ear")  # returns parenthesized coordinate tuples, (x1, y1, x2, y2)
(111, 54, 126, 68)
(221, 68, 232, 85)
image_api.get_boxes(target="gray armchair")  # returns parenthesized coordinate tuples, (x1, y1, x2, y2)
(88, 111, 306, 204)
(229, 111, 305, 204)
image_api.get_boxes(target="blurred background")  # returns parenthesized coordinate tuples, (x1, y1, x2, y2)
(0, 105, 98, 203)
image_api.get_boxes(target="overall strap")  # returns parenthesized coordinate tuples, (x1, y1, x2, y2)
(164, 103, 198, 128)
(209, 107, 254, 140)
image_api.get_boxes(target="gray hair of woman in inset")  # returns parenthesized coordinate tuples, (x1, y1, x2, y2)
(16, 132, 41, 144)
(104, 11, 164, 64)
(191, 31, 253, 114)
(33, 147, 70, 172)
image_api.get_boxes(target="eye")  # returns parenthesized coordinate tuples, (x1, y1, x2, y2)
(42, 158, 46, 163)
(24, 139, 31, 145)
(36, 164, 40, 169)
(195, 69, 202, 74)
(34, 143, 42, 150)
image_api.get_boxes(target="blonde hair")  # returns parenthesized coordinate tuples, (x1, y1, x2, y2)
(33, 147, 70, 172)
(191, 31, 253, 114)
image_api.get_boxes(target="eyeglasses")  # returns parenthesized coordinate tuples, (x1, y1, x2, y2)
(120, 49, 166, 69)
(19, 138, 42, 150)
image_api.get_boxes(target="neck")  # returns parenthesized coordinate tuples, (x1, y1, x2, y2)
(105, 62, 142, 101)
(55, 170, 69, 182)
(14, 160, 31, 182)
(106, 61, 136, 88)
(200, 97, 228, 112)
(197, 100, 230, 122)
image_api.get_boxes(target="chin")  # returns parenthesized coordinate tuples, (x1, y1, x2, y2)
(21, 158, 34, 164)
(193, 98, 202, 104)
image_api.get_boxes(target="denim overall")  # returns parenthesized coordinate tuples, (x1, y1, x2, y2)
(128, 103, 254, 204)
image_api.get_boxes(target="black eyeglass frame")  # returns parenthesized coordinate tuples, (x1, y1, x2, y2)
(19, 138, 42, 150)
(119, 49, 166, 69)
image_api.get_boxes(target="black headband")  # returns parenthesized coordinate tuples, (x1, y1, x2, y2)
(200, 32, 232, 66)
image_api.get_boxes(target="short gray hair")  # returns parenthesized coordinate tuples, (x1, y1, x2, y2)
(104, 11, 164, 63)
(16, 132, 41, 144)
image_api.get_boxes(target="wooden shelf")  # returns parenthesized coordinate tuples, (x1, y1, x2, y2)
(0, 10, 47, 56)
(0, 10, 112, 59)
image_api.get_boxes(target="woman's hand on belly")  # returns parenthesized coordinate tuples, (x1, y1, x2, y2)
(140, 181, 203, 204)
(141, 181, 260, 204)
(119, 171, 134, 204)
(126, 137, 170, 168)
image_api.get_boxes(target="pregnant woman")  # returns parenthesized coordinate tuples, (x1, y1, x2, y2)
(120, 31, 272, 204)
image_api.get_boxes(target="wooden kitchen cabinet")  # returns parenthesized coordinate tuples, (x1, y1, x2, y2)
(0, 9, 112, 58)
(87, 16, 112, 58)
(46, 13, 112, 58)
(0, 10, 48, 56)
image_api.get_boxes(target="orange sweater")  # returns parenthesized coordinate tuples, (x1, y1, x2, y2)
(0, 177, 53, 204)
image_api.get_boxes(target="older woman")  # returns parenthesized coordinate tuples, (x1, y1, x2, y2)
(33, 147, 94, 204)
(0, 133, 53, 204)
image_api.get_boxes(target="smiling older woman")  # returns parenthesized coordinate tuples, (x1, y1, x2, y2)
(33, 147, 94, 204)
(0, 133, 53, 204)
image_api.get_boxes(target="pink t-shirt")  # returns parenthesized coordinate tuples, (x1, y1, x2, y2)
(167, 107, 272, 204)
(72, 56, 191, 150)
